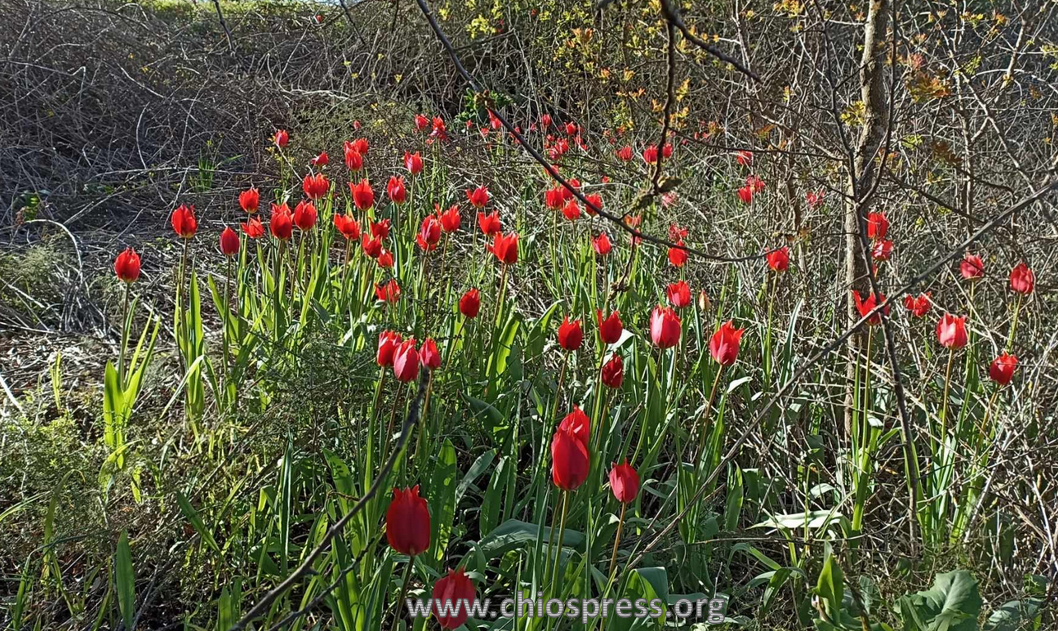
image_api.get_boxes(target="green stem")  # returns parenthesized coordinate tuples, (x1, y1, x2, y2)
(550, 490, 570, 591)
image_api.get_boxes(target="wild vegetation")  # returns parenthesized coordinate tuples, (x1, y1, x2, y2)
(1, 0, 1057, 630)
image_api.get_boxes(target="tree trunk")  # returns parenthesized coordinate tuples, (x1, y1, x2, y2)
(843, 0, 891, 434)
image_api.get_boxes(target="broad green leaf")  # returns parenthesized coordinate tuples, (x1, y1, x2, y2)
(114, 531, 135, 631)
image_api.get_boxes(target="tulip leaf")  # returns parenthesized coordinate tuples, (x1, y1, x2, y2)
(429, 439, 457, 567)
(478, 519, 585, 559)
(114, 530, 135, 631)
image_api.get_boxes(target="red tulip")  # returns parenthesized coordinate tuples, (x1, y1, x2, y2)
(370, 219, 391, 241)
(350, 179, 375, 210)
(404, 151, 424, 175)
(466, 185, 489, 208)
(936, 313, 968, 350)
(361, 235, 383, 258)
(805, 190, 824, 208)
(273, 129, 289, 149)
(737, 186, 753, 204)
(432, 568, 476, 630)
(960, 253, 984, 280)
(343, 141, 363, 172)
(561, 200, 581, 221)
(419, 338, 441, 370)
(609, 460, 639, 503)
(242, 216, 265, 239)
(353, 120, 361, 130)
(871, 239, 894, 261)
(114, 248, 141, 283)
(386, 486, 430, 555)
(866, 212, 889, 240)
(649, 306, 681, 348)
(584, 193, 602, 217)
(544, 187, 564, 210)
(375, 279, 401, 304)
(477, 211, 502, 236)
(540, 114, 552, 128)
(668, 241, 688, 268)
(642, 146, 658, 164)
(616, 146, 632, 161)
(709, 320, 745, 366)
(430, 117, 447, 142)
(387, 176, 407, 205)
(171, 204, 197, 239)
(489, 232, 519, 265)
(293, 201, 318, 231)
(1009, 262, 1034, 295)
(392, 338, 419, 382)
(439, 205, 460, 232)
(597, 310, 623, 344)
(662, 143, 673, 159)
(989, 353, 1017, 386)
(219, 227, 240, 256)
(735, 150, 753, 166)
(351, 138, 369, 155)
(239, 187, 260, 213)
(557, 316, 583, 351)
(377, 330, 402, 366)
(560, 179, 580, 202)
(302, 173, 329, 200)
(310, 151, 328, 167)
(377, 249, 394, 269)
(666, 281, 691, 309)
(767, 246, 790, 272)
(414, 114, 429, 132)
(552, 417, 590, 491)
(746, 174, 765, 193)
(852, 290, 888, 325)
(601, 355, 623, 389)
(333, 213, 361, 241)
(270, 205, 293, 241)
(417, 215, 441, 251)
(903, 293, 931, 317)
(593, 233, 612, 256)
(459, 288, 480, 318)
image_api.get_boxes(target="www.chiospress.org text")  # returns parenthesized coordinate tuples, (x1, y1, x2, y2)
(406, 593, 727, 623)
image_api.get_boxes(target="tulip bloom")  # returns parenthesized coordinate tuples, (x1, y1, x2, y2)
(333, 213, 361, 241)
(432, 568, 476, 630)
(310, 151, 328, 167)
(767, 246, 790, 272)
(668, 242, 688, 268)
(171, 204, 197, 239)
(459, 288, 480, 318)
(369, 219, 391, 241)
(377, 330, 402, 366)
(552, 410, 590, 491)
(270, 207, 293, 241)
(871, 239, 894, 261)
(564, 121, 577, 136)
(377, 249, 394, 269)
(404, 151, 424, 175)
(597, 310, 623, 344)
(392, 338, 420, 382)
(805, 190, 824, 208)
(584, 193, 603, 216)
(544, 187, 564, 210)
(350, 179, 375, 211)
(361, 235, 383, 259)
(709, 320, 745, 366)
(960, 253, 984, 280)
(302, 173, 329, 200)
(865, 212, 889, 240)
(557, 317, 583, 351)
(415, 113, 429, 132)
(649, 306, 681, 348)
(239, 187, 260, 213)
(343, 142, 363, 172)
(489, 232, 519, 265)
(219, 227, 239, 256)
(273, 129, 289, 148)
(666, 281, 691, 309)
(642, 146, 658, 164)
(385, 486, 430, 555)
(601, 355, 623, 389)
(903, 293, 931, 318)
(560, 179, 580, 202)
(561, 200, 581, 221)
(467, 185, 489, 208)
(593, 233, 612, 256)
(477, 211, 502, 236)
(114, 248, 141, 283)
(439, 205, 460, 232)
(242, 216, 265, 239)
(989, 353, 1017, 386)
(616, 146, 632, 161)
(417, 215, 441, 251)
(1009, 262, 1034, 295)
(387, 176, 407, 205)
(852, 290, 889, 325)
(746, 174, 765, 193)
(375, 279, 401, 304)
(419, 338, 441, 371)
(351, 138, 369, 155)
(293, 201, 318, 231)
(609, 460, 639, 503)
(735, 150, 753, 166)
(936, 313, 968, 350)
